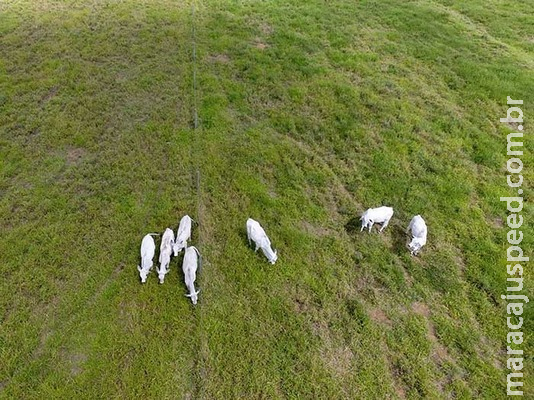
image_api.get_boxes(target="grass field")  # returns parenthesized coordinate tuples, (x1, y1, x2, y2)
(1, 0, 533, 398)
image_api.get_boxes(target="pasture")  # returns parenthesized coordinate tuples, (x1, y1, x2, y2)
(1, 0, 533, 398)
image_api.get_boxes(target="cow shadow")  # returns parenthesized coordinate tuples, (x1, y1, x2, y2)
(390, 222, 410, 255)
(344, 217, 361, 235)
(239, 225, 258, 254)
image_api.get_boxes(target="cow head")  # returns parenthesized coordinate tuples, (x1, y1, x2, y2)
(138, 265, 149, 283)
(360, 215, 371, 231)
(408, 239, 422, 255)
(155, 266, 168, 284)
(186, 289, 200, 305)
(269, 249, 278, 264)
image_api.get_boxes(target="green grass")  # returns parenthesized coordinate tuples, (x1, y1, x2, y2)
(1, 0, 533, 398)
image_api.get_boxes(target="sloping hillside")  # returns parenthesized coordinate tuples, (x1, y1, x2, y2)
(1, 0, 532, 398)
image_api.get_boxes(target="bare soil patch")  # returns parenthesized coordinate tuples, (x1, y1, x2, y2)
(253, 37, 269, 50)
(66, 147, 86, 166)
(259, 22, 274, 35)
(61, 349, 88, 376)
(300, 220, 331, 237)
(411, 301, 430, 318)
(489, 217, 504, 229)
(369, 307, 392, 327)
(40, 86, 59, 105)
(321, 345, 353, 377)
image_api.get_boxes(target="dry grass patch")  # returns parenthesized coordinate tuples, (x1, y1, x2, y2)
(411, 301, 430, 318)
(488, 216, 504, 229)
(66, 147, 86, 166)
(390, 363, 408, 399)
(253, 38, 269, 50)
(411, 302, 452, 366)
(313, 320, 354, 378)
(259, 22, 274, 36)
(40, 85, 59, 105)
(207, 53, 230, 63)
(300, 220, 331, 237)
(321, 345, 354, 377)
(63, 350, 88, 377)
(369, 307, 392, 328)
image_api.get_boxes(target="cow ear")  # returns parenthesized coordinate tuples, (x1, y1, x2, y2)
(196, 289, 201, 295)
(137, 265, 142, 272)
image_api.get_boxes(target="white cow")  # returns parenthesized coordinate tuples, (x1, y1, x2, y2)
(137, 234, 157, 283)
(407, 215, 427, 255)
(173, 215, 193, 256)
(182, 246, 201, 305)
(360, 206, 394, 233)
(246, 218, 278, 264)
(156, 228, 175, 284)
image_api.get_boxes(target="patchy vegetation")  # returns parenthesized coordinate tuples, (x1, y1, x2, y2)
(1, 0, 533, 398)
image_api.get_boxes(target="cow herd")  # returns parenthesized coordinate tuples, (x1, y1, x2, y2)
(137, 208, 428, 304)
(137, 215, 201, 303)
(359, 206, 428, 255)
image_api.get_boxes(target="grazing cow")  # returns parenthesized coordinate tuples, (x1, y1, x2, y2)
(407, 215, 427, 255)
(156, 228, 175, 284)
(137, 234, 157, 283)
(173, 215, 193, 256)
(246, 218, 278, 264)
(360, 206, 394, 233)
(182, 246, 201, 305)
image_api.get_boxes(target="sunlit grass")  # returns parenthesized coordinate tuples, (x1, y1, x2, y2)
(1, 0, 532, 398)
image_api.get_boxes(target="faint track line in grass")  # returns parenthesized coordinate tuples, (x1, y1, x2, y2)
(191, 0, 203, 252)
(421, 0, 534, 69)
(271, 130, 362, 212)
(4, 261, 126, 388)
(188, 2, 209, 399)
